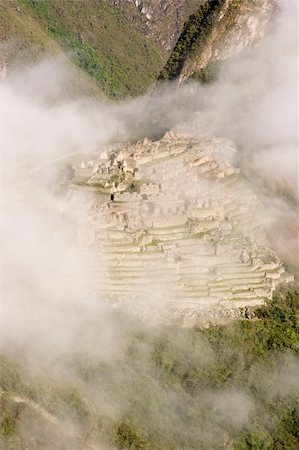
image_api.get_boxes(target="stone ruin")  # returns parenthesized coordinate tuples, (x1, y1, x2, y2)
(0, 59, 7, 80)
(67, 127, 293, 325)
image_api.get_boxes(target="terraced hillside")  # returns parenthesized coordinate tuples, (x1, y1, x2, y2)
(67, 128, 293, 324)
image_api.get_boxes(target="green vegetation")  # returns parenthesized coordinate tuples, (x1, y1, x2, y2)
(190, 61, 219, 84)
(0, 1, 101, 98)
(114, 422, 147, 449)
(0, 285, 298, 449)
(19, 0, 165, 99)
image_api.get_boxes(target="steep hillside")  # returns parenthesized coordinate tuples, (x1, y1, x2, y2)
(0, 0, 276, 97)
(1, 0, 166, 99)
(0, 1, 104, 97)
(107, 0, 206, 51)
(0, 287, 298, 449)
(159, 0, 274, 83)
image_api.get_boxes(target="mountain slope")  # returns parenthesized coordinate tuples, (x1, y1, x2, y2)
(1, 0, 166, 99)
(1, 0, 275, 97)
(0, 287, 298, 449)
(107, 0, 206, 51)
(0, 0, 104, 97)
(159, 0, 274, 83)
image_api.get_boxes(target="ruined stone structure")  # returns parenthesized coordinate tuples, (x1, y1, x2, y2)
(0, 59, 7, 80)
(68, 128, 293, 324)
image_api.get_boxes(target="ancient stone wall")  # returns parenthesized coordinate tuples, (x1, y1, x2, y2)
(69, 128, 293, 324)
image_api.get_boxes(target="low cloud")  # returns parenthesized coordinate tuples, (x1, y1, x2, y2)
(0, 1, 297, 447)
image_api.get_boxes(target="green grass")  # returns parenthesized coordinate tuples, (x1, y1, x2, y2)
(21, 0, 166, 99)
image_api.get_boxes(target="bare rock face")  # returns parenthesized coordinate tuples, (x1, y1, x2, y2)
(107, 0, 205, 51)
(67, 127, 293, 325)
(160, 0, 275, 82)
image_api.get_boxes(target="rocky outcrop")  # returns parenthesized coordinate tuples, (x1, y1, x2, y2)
(107, 0, 205, 51)
(159, 0, 275, 83)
